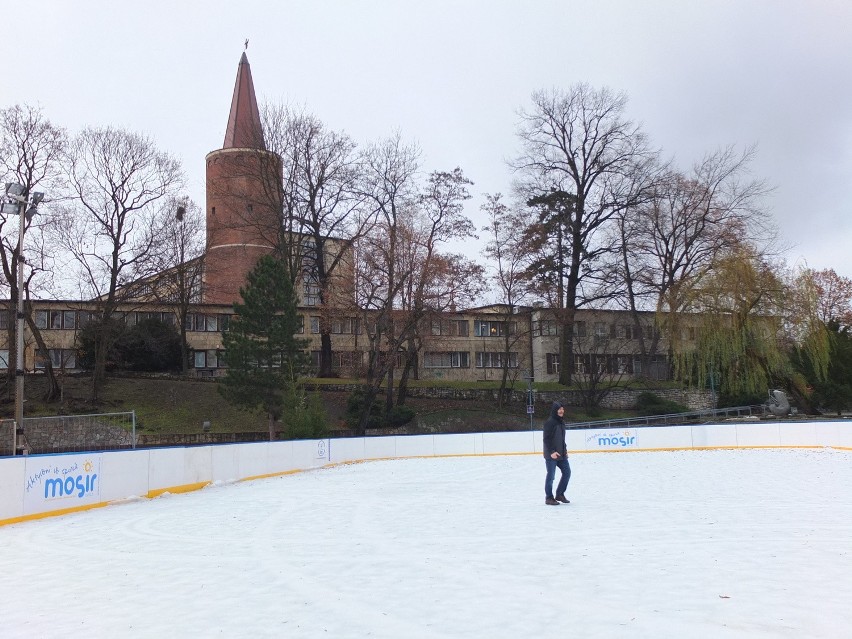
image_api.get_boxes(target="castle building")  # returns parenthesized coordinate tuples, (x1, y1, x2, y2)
(204, 52, 282, 305)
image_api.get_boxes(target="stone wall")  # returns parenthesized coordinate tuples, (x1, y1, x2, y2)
(306, 383, 714, 411)
(18, 416, 134, 455)
(0, 420, 13, 456)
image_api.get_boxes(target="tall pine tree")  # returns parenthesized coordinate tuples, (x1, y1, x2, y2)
(219, 255, 307, 440)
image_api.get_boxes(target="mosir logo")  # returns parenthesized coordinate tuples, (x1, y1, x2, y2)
(43, 460, 98, 499)
(24, 456, 101, 507)
(586, 430, 638, 449)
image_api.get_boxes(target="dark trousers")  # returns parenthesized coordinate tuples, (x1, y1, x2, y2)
(544, 457, 571, 498)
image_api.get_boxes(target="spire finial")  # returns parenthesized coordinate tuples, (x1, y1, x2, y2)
(244, 38, 249, 51)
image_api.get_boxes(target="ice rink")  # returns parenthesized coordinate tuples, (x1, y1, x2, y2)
(2, 448, 851, 638)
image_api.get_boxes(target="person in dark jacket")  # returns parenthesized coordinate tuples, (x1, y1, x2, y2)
(542, 400, 571, 505)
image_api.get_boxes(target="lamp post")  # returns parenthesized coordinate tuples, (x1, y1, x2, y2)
(3, 183, 43, 456)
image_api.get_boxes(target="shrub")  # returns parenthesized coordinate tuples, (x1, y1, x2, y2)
(635, 392, 688, 416)
(386, 405, 415, 427)
(345, 387, 416, 429)
(115, 318, 184, 372)
(716, 391, 766, 408)
(281, 390, 328, 440)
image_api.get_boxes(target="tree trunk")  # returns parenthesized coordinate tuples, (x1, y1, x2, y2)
(356, 383, 381, 436)
(396, 338, 417, 406)
(24, 312, 60, 402)
(268, 413, 276, 441)
(319, 331, 333, 377)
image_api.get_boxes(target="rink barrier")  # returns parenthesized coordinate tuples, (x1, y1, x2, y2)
(1, 420, 850, 526)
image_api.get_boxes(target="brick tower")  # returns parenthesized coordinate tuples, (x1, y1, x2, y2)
(204, 52, 282, 304)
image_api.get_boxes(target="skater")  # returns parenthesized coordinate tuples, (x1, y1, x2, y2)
(542, 400, 571, 505)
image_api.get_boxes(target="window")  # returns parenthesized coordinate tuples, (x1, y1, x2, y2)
(617, 324, 637, 340)
(474, 320, 515, 337)
(297, 315, 305, 334)
(594, 322, 609, 338)
(431, 319, 469, 336)
(536, 320, 558, 336)
(331, 317, 360, 334)
(574, 354, 587, 374)
(546, 353, 560, 374)
(0, 310, 9, 331)
(423, 351, 470, 368)
(0, 349, 8, 369)
(572, 321, 586, 338)
(186, 314, 229, 332)
(475, 351, 518, 368)
(304, 280, 321, 306)
(193, 350, 222, 368)
(35, 348, 77, 370)
(616, 355, 630, 374)
(332, 351, 362, 369)
(632, 357, 643, 375)
(33, 309, 81, 330)
(310, 316, 321, 334)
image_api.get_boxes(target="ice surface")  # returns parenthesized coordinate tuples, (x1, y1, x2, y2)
(2, 448, 850, 638)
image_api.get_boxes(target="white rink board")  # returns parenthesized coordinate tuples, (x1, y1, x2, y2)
(100, 449, 149, 501)
(0, 457, 25, 520)
(2, 420, 849, 524)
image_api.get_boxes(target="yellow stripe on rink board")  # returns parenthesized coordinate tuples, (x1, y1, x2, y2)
(146, 481, 212, 498)
(0, 501, 110, 527)
(240, 468, 308, 482)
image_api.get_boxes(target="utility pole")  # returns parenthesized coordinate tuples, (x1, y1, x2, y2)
(3, 183, 44, 455)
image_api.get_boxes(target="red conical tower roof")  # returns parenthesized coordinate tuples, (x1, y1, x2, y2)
(223, 52, 265, 149)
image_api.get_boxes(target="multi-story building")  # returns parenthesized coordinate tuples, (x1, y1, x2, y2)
(1, 53, 682, 385)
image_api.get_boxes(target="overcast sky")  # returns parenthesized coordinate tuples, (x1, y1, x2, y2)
(4, 0, 852, 280)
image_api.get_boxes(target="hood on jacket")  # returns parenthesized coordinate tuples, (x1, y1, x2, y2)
(549, 401, 564, 420)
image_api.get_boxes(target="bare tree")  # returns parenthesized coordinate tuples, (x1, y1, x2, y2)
(263, 105, 372, 377)
(0, 104, 67, 399)
(809, 268, 852, 329)
(353, 133, 421, 433)
(145, 196, 205, 373)
(52, 126, 183, 399)
(571, 329, 634, 410)
(617, 146, 771, 369)
(395, 169, 483, 404)
(482, 194, 532, 406)
(513, 84, 656, 384)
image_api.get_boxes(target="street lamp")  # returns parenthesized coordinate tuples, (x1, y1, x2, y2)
(3, 182, 44, 456)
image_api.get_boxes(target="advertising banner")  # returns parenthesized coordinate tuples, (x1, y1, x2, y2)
(584, 429, 639, 450)
(23, 454, 102, 512)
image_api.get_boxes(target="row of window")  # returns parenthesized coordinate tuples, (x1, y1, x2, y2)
(545, 353, 669, 375)
(191, 349, 521, 371)
(422, 351, 520, 369)
(3, 309, 694, 343)
(534, 320, 696, 341)
(0, 348, 77, 370)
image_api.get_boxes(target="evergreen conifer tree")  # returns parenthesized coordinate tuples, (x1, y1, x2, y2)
(219, 255, 307, 439)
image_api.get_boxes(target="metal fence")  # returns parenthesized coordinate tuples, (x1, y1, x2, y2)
(567, 405, 766, 430)
(1, 412, 136, 456)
